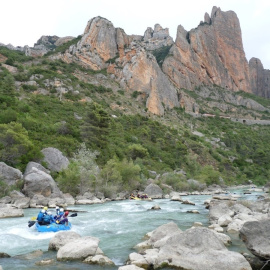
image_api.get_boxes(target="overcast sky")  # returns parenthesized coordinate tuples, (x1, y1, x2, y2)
(1, 0, 270, 69)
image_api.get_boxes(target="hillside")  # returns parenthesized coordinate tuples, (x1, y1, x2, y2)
(0, 6, 270, 197)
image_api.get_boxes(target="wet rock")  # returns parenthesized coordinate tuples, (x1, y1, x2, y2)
(182, 200, 195, 205)
(150, 204, 161, 210)
(49, 231, 81, 251)
(0, 252, 10, 258)
(83, 254, 114, 265)
(187, 210, 199, 214)
(35, 259, 54, 266)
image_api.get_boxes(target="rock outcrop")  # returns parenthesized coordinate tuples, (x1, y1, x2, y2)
(249, 58, 270, 98)
(59, 7, 270, 113)
(163, 7, 251, 92)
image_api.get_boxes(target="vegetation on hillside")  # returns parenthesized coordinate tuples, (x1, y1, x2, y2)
(0, 47, 269, 197)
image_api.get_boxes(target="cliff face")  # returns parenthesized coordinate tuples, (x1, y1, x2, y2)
(62, 16, 179, 115)
(249, 58, 270, 98)
(163, 7, 251, 92)
(57, 7, 270, 115)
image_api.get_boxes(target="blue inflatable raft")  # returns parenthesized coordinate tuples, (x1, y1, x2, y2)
(35, 222, 72, 232)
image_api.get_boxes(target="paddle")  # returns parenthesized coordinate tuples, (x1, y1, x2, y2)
(28, 220, 36, 227)
(28, 213, 78, 228)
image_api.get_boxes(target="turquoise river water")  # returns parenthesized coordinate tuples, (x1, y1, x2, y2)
(0, 190, 263, 269)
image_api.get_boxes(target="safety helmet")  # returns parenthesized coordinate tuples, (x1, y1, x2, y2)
(43, 206, 48, 210)
(47, 211, 52, 215)
(64, 211, 69, 216)
(41, 209, 45, 213)
(56, 206, 59, 209)
(60, 208, 64, 212)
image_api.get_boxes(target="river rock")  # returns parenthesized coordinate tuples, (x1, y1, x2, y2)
(0, 252, 10, 258)
(209, 201, 234, 224)
(150, 205, 161, 210)
(23, 167, 62, 198)
(118, 265, 145, 270)
(213, 231, 232, 246)
(218, 214, 232, 227)
(239, 219, 270, 260)
(57, 236, 100, 261)
(49, 231, 81, 251)
(129, 227, 251, 270)
(35, 259, 54, 266)
(83, 254, 114, 265)
(227, 218, 245, 233)
(0, 162, 23, 185)
(182, 200, 195, 205)
(147, 222, 182, 248)
(170, 192, 182, 201)
(0, 204, 24, 218)
(41, 147, 69, 172)
(144, 184, 163, 199)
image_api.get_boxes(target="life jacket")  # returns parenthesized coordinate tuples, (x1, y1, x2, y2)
(43, 214, 52, 223)
(37, 211, 44, 222)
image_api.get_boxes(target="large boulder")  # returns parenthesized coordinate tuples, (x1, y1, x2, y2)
(24, 162, 50, 176)
(57, 236, 101, 261)
(0, 162, 23, 186)
(144, 184, 163, 199)
(129, 226, 251, 270)
(49, 231, 81, 251)
(41, 147, 69, 172)
(209, 201, 234, 224)
(239, 219, 270, 260)
(0, 204, 24, 218)
(23, 168, 62, 198)
(147, 222, 182, 248)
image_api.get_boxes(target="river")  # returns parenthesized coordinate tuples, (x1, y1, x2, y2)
(0, 190, 263, 269)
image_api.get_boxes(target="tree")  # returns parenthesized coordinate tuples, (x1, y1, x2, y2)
(0, 122, 40, 167)
(127, 144, 149, 160)
(72, 143, 99, 194)
(81, 102, 110, 150)
(56, 162, 80, 197)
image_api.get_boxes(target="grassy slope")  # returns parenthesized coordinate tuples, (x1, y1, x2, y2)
(0, 47, 269, 188)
